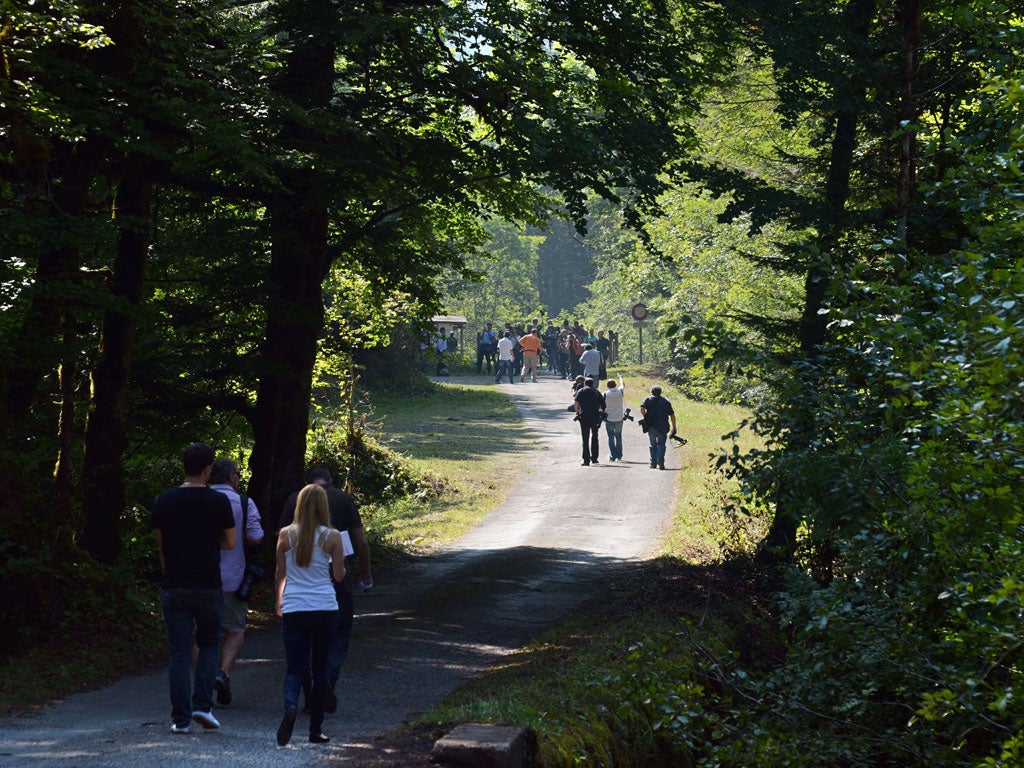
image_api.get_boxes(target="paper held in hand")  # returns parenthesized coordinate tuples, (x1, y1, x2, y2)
(340, 530, 354, 557)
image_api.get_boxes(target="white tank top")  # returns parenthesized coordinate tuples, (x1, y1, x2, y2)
(282, 526, 338, 613)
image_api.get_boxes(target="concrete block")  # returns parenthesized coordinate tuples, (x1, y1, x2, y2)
(431, 723, 537, 768)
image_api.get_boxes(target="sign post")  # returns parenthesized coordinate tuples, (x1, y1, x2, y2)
(630, 302, 649, 365)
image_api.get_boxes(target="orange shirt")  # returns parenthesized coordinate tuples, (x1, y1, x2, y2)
(519, 334, 543, 355)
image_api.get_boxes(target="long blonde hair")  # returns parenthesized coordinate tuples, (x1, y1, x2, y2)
(292, 484, 330, 568)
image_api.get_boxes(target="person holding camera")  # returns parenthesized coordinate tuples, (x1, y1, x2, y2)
(641, 385, 678, 470)
(209, 457, 265, 707)
(574, 377, 606, 466)
(603, 375, 627, 462)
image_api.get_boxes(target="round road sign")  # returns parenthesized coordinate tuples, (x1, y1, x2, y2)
(631, 302, 649, 322)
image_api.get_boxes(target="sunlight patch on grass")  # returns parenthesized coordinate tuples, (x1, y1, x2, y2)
(365, 380, 535, 550)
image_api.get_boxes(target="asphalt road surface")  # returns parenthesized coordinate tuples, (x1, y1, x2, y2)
(0, 372, 679, 767)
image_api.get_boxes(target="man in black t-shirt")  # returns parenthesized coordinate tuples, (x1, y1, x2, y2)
(574, 377, 606, 466)
(641, 386, 678, 470)
(280, 467, 372, 712)
(150, 442, 235, 734)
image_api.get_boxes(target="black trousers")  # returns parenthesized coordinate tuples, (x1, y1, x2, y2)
(579, 418, 601, 463)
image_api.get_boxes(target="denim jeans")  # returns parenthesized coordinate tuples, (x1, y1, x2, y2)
(648, 428, 668, 466)
(495, 359, 514, 383)
(161, 587, 223, 726)
(282, 609, 338, 735)
(605, 419, 623, 460)
(301, 589, 353, 702)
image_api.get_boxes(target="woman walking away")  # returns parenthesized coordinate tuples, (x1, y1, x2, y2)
(275, 484, 346, 746)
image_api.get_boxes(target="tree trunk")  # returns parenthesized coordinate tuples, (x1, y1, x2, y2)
(54, 322, 79, 524)
(78, 164, 153, 565)
(0, 141, 105, 429)
(247, 10, 337, 527)
(248, 198, 331, 529)
(757, 0, 877, 565)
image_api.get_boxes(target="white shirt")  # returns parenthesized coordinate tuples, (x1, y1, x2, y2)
(282, 526, 338, 613)
(497, 336, 515, 361)
(604, 386, 625, 421)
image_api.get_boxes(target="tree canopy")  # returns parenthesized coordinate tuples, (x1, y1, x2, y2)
(2, 1, 1022, 763)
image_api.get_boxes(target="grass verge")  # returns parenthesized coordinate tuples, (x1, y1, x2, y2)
(363, 378, 534, 551)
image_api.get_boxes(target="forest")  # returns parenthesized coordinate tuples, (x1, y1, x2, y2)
(2, 1, 1022, 765)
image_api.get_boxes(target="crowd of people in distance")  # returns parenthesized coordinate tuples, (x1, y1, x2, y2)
(475, 318, 619, 383)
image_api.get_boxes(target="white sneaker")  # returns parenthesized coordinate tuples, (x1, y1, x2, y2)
(170, 723, 191, 734)
(192, 710, 220, 729)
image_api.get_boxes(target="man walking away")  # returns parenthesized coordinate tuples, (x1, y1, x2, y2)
(574, 377, 606, 466)
(641, 386, 678, 470)
(209, 457, 264, 706)
(280, 467, 372, 713)
(604, 375, 626, 461)
(151, 443, 236, 734)
(494, 330, 516, 384)
(579, 343, 601, 382)
(518, 328, 543, 382)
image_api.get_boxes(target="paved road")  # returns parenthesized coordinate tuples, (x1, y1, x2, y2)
(0, 373, 677, 767)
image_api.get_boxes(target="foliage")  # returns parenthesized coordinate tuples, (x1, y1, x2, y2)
(439, 218, 546, 331)
(0, 512, 160, 657)
(306, 417, 446, 508)
(675, 5, 1024, 767)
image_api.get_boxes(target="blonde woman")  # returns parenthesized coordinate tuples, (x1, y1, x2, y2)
(274, 484, 346, 746)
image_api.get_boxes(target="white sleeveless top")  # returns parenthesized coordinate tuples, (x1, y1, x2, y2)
(282, 526, 338, 613)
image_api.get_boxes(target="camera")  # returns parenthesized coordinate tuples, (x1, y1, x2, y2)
(622, 408, 634, 422)
(236, 563, 266, 602)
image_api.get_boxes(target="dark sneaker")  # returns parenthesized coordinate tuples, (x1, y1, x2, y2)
(170, 723, 191, 734)
(277, 706, 297, 746)
(658, 463, 665, 470)
(191, 710, 220, 729)
(215, 671, 232, 706)
(309, 732, 330, 744)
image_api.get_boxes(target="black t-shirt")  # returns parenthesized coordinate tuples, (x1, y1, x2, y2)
(641, 395, 675, 433)
(574, 386, 606, 422)
(150, 486, 234, 589)
(281, 484, 363, 591)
